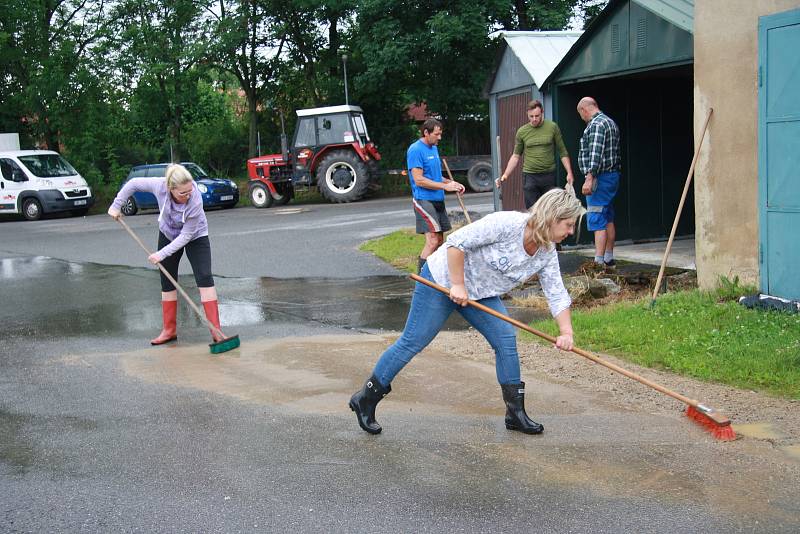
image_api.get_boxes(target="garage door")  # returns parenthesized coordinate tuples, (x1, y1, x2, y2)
(759, 8, 800, 299)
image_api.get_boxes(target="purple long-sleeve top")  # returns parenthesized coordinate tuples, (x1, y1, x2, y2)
(112, 178, 209, 261)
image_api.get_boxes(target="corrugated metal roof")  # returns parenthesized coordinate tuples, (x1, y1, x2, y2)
(634, 0, 693, 33)
(500, 31, 582, 87)
(541, 0, 694, 88)
(296, 105, 363, 116)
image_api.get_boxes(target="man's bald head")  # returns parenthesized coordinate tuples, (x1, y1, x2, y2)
(577, 97, 599, 122)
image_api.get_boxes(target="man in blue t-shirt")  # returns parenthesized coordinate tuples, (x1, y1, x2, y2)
(408, 118, 465, 273)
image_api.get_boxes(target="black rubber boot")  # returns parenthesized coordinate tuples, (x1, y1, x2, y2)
(349, 375, 391, 434)
(417, 257, 426, 274)
(501, 382, 544, 434)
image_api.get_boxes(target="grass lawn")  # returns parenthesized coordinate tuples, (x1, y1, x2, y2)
(359, 229, 426, 273)
(530, 287, 800, 399)
(360, 230, 800, 399)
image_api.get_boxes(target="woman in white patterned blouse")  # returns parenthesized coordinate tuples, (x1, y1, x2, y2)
(350, 188, 582, 436)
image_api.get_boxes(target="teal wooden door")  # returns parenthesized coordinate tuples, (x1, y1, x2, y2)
(759, 8, 800, 300)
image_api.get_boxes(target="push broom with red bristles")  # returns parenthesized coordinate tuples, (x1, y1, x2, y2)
(410, 274, 736, 441)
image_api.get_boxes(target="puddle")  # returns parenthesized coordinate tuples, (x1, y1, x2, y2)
(0, 256, 551, 339)
(782, 445, 800, 461)
(732, 422, 787, 441)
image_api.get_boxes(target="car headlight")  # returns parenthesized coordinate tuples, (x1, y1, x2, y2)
(229, 180, 238, 189)
(197, 183, 208, 193)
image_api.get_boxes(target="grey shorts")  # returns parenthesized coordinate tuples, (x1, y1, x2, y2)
(413, 199, 452, 234)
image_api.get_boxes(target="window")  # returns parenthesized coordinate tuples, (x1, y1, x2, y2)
(352, 114, 370, 143)
(17, 154, 77, 178)
(184, 163, 207, 179)
(0, 159, 27, 182)
(317, 114, 352, 145)
(129, 168, 147, 178)
(145, 165, 167, 178)
(294, 118, 317, 147)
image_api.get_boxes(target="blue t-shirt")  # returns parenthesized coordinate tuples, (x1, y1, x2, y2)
(407, 139, 444, 201)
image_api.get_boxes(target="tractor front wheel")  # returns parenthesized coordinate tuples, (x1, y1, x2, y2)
(316, 150, 370, 203)
(249, 183, 273, 208)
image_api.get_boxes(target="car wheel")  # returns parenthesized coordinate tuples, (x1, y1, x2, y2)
(466, 162, 493, 192)
(315, 150, 370, 203)
(249, 183, 273, 208)
(121, 196, 138, 216)
(22, 198, 42, 221)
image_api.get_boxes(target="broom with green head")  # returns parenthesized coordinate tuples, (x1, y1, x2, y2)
(116, 217, 240, 355)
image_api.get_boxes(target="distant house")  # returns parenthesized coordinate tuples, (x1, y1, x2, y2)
(484, 31, 582, 211)
(406, 102, 490, 157)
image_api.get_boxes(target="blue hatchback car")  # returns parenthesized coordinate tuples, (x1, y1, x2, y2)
(119, 162, 239, 216)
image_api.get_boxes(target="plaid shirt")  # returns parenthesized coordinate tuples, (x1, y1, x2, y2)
(578, 111, 621, 176)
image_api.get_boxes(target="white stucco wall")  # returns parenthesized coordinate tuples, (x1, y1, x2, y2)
(693, 0, 798, 290)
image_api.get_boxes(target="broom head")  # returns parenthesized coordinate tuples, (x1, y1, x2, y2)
(685, 405, 736, 441)
(210, 335, 240, 355)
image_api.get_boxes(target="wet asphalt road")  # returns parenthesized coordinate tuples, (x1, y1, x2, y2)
(0, 193, 497, 278)
(1, 196, 799, 532)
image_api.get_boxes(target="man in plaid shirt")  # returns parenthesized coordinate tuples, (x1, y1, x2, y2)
(577, 97, 621, 268)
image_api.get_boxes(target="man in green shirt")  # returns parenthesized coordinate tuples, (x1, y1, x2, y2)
(496, 100, 575, 209)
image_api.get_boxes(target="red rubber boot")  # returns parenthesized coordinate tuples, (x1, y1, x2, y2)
(151, 300, 178, 345)
(202, 300, 225, 342)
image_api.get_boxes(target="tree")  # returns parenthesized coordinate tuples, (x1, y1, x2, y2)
(109, 0, 210, 162)
(207, 0, 287, 158)
(0, 0, 108, 150)
(183, 80, 248, 176)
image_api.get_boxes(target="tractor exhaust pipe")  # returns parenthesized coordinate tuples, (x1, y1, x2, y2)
(279, 111, 288, 162)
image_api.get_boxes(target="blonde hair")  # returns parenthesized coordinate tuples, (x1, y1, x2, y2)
(525, 188, 584, 248)
(165, 164, 193, 189)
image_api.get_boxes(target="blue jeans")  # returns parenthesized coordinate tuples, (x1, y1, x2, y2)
(372, 265, 521, 387)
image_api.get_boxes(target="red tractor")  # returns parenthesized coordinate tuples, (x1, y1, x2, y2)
(246, 105, 382, 206)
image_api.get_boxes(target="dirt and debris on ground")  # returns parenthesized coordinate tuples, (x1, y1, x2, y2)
(428, 328, 800, 446)
(509, 259, 696, 310)
(431, 259, 800, 446)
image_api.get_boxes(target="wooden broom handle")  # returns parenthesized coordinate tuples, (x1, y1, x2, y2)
(442, 158, 471, 224)
(652, 108, 714, 301)
(116, 217, 225, 339)
(409, 273, 714, 413)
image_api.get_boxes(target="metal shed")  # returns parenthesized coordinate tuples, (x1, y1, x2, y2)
(543, 0, 695, 243)
(485, 31, 582, 212)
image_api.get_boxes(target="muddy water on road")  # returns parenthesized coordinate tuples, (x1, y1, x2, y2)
(120, 335, 800, 531)
(4, 254, 799, 531)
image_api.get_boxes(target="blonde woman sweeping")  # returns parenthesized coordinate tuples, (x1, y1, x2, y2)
(350, 188, 583, 435)
(108, 164, 227, 346)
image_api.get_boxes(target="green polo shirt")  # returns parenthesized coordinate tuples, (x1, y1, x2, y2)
(513, 120, 569, 174)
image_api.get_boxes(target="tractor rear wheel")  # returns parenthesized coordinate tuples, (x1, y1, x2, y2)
(249, 183, 273, 208)
(273, 183, 294, 206)
(466, 162, 493, 192)
(316, 150, 370, 203)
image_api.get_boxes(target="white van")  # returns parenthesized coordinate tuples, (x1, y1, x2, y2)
(0, 149, 95, 220)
